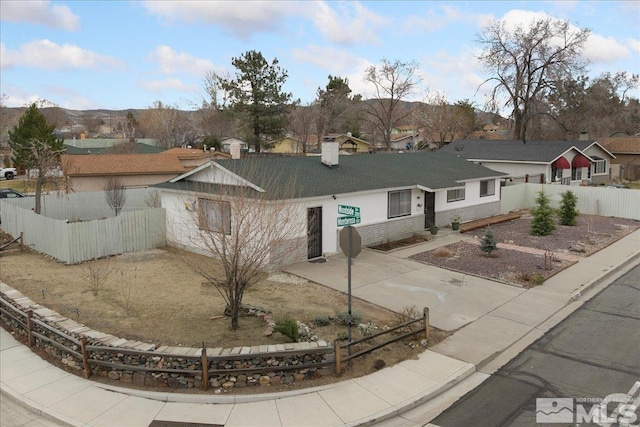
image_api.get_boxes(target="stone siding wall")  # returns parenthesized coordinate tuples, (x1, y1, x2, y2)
(353, 215, 425, 249)
(438, 202, 502, 228)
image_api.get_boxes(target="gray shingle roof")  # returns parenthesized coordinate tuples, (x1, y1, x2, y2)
(154, 150, 506, 199)
(442, 139, 597, 162)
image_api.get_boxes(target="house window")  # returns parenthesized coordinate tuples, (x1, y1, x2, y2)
(447, 188, 465, 203)
(480, 180, 495, 197)
(571, 167, 582, 181)
(593, 160, 606, 174)
(552, 168, 563, 181)
(388, 190, 411, 218)
(199, 199, 231, 235)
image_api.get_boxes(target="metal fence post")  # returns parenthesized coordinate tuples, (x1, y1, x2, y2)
(423, 307, 430, 343)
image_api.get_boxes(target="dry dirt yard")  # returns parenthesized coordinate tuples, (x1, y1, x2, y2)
(0, 241, 446, 389)
(410, 213, 640, 287)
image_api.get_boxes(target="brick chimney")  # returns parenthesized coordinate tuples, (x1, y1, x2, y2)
(321, 141, 339, 168)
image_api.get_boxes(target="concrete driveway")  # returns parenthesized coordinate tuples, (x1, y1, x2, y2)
(285, 233, 526, 332)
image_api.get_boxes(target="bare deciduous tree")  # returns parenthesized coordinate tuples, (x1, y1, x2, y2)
(178, 166, 305, 330)
(28, 139, 65, 214)
(363, 59, 420, 149)
(103, 177, 127, 216)
(287, 102, 317, 153)
(476, 17, 590, 140)
(415, 93, 477, 148)
(140, 101, 193, 150)
(84, 258, 113, 296)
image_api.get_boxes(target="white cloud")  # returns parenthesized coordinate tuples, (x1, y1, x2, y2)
(291, 45, 366, 75)
(627, 38, 640, 55)
(491, 10, 632, 64)
(404, 4, 486, 33)
(0, 40, 123, 70)
(306, 1, 387, 45)
(140, 78, 197, 92)
(0, 0, 80, 31)
(584, 34, 630, 63)
(149, 45, 216, 77)
(143, 1, 385, 45)
(142, 1, 290, 39)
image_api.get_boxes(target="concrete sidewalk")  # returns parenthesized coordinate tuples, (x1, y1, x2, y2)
(2, 229, 639, 426)
(1, 328, 473, 427)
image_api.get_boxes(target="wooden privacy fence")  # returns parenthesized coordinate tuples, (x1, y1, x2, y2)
(334, 307, 430, 375)
(500, 183, 640, 220)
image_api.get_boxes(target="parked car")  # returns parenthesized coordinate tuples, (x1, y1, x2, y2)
(0, 189, 25, 198)
(0, 188, 26, 224)
(606, 183, 629, 189)
(0, 167, 17, 179)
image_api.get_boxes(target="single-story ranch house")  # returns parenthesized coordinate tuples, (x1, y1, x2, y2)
(154, 143, 506, 267)
(442, 139, 615, 185)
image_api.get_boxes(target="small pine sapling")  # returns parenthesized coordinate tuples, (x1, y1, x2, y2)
(480, 227, 498, 256)
(530, 191, 556, 236)
(558, 190, 579, 226)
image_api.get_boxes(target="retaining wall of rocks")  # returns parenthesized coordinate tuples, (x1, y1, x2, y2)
(0, 281, 334, 391)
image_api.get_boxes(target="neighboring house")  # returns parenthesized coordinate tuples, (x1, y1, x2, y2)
(269, 136, 319, 154)
(61, 154, 186, 192)
(160, 147, 231, 170)
(154, 143, 506, 266)
(469, 123, 510, 140)
(269, 136, 305, 154)
(599, 136, 640, 181)
(221, 137, 250, 154)
(389, 126, 430, 150)
(323, 133, 371, 153)
(442, 139, 615, 185)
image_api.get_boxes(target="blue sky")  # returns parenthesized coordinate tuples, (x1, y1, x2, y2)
(1, 1, 638, 113)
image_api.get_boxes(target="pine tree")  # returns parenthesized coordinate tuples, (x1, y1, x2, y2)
(216, 50, 293, 153)
(7, 103, 64, 214)
(530, 191, 556, 236)
(558, 190, 579, 226)
(8, 103, 63, 170)
(480, 227, 498, 256)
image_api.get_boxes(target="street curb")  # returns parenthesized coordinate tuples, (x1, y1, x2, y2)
(1, 384, 85, 427)
(569, 251, 640, 302)
(347, 363, 476, 427)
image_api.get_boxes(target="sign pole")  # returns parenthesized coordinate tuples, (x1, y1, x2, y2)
(347, 225, 352, 355)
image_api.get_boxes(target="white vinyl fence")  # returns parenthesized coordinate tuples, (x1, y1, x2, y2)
(501, 183, 640, 220)
(0, 189, 166, 264)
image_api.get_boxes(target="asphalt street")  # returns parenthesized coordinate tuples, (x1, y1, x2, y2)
(1, 392, 62, 426)
(431, 264, 640, 427)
